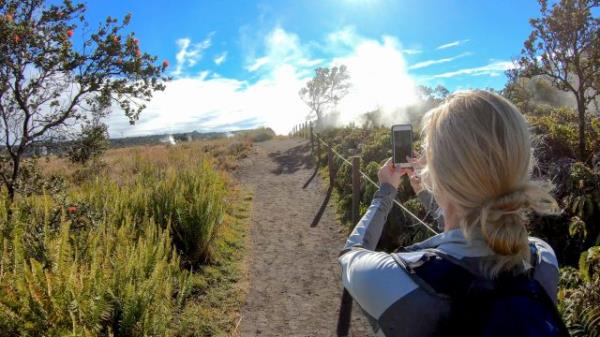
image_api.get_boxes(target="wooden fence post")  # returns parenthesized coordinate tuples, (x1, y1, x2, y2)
(309, 123, 314, 154)
(328, 147, 335, 186)
(316, 132, 321, 166)
(352, 156, 361, 225)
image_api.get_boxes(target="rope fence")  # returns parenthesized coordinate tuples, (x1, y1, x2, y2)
(296, 121, 439, 236)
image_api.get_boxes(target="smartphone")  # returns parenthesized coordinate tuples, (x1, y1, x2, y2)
(391, 124, 412, 167)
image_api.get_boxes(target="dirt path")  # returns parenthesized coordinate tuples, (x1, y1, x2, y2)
(236, 138, 374, 337)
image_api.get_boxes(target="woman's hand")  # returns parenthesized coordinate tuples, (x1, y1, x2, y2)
(377, 158, 411, 189)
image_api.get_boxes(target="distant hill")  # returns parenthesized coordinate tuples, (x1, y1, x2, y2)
(108, 130, 230, 148)
(25, 129, 259, 157)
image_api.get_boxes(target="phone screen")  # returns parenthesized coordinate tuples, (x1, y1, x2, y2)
(393, 128, 412, 165)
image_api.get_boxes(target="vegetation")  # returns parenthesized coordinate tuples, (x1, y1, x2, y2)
(0, 0, 168, 204)
(0, 139, 253, 336)
(515, 0, 600, 161)
(235, 127, 276, 143)
(68, 122, 110, 165)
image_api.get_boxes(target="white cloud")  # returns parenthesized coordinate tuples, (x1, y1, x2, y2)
(327, 26, 361, 47)
(408, 52, 471, 70)
(332, 35, 418, 125)
(173, 34, 213, 76)
(108, 26, 418, 137)
(436, 39, 470, 50)
(403, 48, 422, 55)
(213, 52, 227, 65)
(247, 56, 270, 72)
(432, 60, 516, 78)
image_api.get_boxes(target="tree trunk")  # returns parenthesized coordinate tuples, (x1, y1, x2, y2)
(577, 95, 587, 161)
(316, 110, 323, 131)
(7, 154, 20, 204)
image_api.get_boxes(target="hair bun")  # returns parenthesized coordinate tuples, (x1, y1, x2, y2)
(480, 189, 530, 256)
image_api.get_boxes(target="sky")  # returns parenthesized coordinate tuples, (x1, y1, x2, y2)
(78, 0, 545, 137)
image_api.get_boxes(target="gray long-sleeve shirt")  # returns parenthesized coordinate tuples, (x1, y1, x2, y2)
(339, 183, 559, 337)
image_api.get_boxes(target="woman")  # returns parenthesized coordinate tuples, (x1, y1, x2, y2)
(339, 90, 565, 336)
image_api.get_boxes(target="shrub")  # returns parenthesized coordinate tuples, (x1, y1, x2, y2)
(68, 123, 110, 165)
(236, 127, 275, 142)
(0, 141, 234, 335)
(0, 205, 189, 336)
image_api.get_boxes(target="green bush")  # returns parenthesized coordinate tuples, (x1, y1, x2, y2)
(0, 145, 232, 335)
(0, 204, 189, 336)
(237, 127, 275, 142)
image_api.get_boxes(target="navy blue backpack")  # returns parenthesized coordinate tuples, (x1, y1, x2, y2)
(411, 251, 571, 337)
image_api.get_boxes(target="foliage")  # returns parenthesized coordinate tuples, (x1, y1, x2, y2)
(236, 127, 276, 142)
(516, 0, 600, 160)
(0, 212, 186, 336)
(0, 139, 250, 336)
(68, 123, 110, 165)
(0, 0, 168, 202)
(579, 246, 600, 282)
(559, 247, 600, 337)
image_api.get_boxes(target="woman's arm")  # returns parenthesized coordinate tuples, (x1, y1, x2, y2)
(341, 183, 398, 253)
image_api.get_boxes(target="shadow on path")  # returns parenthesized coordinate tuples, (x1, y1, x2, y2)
(302, 166, 318, 189)
(269, 142, 314, 175)
(310, 185, 333, 228)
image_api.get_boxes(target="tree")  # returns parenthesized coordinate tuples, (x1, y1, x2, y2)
(518, 0, 599, 161)
(0, 0, 168, 203)
(299, 65, 350, 129)
(68, 121, 109, 165)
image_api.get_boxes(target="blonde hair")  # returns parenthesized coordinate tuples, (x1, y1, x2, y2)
(420, 90, 559, 277)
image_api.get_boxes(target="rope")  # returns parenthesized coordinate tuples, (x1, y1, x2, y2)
(314, 133, 439, 235)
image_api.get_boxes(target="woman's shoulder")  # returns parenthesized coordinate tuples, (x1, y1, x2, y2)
(339, 249, 429, 314)
(339, 249, 449, 336)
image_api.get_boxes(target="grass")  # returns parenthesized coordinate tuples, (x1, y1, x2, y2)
(0, 137, 254, 336)
(174, 189, 252, 337)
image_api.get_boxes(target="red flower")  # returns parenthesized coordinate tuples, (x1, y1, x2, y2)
(162, 59, 169, 68)
(67, 206, 77, 214)
(14, 34, 20, 43)
(135, 49, 141, 58)
(6, 13, 13, 22)
(67, 29, 74, 38)
(133, 38, 139, 45)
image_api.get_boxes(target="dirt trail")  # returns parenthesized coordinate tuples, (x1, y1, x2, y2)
(236, 138, 374, 337)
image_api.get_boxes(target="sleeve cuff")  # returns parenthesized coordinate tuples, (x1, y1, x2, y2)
(377, 183, 398, 198)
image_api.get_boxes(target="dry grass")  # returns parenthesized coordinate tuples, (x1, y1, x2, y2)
(1, 136, 255, 336)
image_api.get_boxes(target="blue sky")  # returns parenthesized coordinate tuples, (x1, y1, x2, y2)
(80, 0, 544, 136)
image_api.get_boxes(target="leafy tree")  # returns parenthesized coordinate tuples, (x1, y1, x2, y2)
(517, 0, 599, 161)
(299, 65, 350, 129)
(68, 122, 109, 165)
(0, 0, 168, 203)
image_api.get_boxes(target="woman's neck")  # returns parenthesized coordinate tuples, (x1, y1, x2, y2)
(443, 208, 460, 232)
